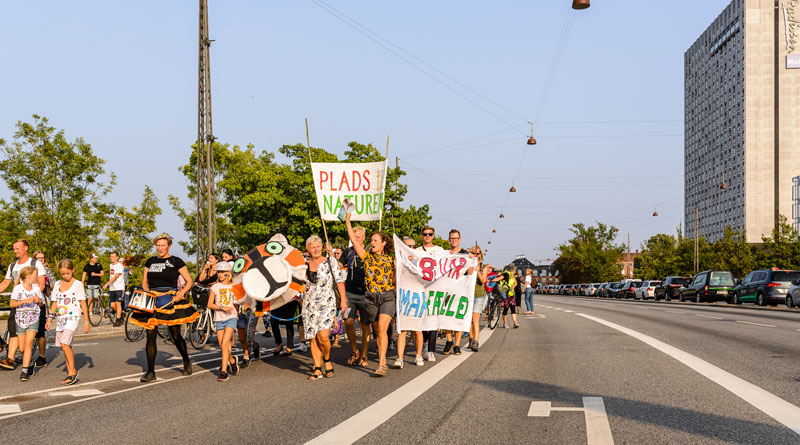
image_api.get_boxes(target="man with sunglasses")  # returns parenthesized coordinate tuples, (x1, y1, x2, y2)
(416, 226, 444, 362)
(443, 229, 471, 356)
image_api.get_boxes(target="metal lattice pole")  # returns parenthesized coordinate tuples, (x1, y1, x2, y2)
(196, 0, 216, 265)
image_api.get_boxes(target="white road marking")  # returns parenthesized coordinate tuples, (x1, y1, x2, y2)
(564, 310, 575, 313)
(735, 321, 775, 328)
(0, 404, 21, 414)
(305, 327, 496, 445)
(695, 314, 723, 320)
(72, 343, 99, 346)
(577, 313, 800, 436)
(664, 310, 685, 314)
(121, 377, 162, 383)
(49, 389, 104, 397)
(583, 397, 614, 445)
(528, 401, 552, 416)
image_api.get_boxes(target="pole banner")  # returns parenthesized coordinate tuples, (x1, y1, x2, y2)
(393, 235, 477, 332)
(311, 161, 387, 221)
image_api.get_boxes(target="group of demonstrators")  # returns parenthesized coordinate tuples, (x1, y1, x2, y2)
(1, 212, 530, 384)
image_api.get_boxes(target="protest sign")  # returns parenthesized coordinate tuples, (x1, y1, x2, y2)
(311, 161, 388, 221)
(393, 235, 477, 332)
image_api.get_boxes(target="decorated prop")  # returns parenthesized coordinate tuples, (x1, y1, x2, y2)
(393, 234, 477, 332)
(231, 234, 308, 311)
(311, 161, 388, 221)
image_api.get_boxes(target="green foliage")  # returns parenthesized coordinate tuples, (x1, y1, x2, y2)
(0, 115, 116, 263)
(553, 222, 624, 283)
(104, 185, 161, 259)
(756, 215, 800, 269)
(170, 139, 433, 253)
(707, 226, 755, 278)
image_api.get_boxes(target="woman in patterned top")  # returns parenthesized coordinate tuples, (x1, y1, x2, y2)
(345, 210, 395, 377)
(303, 235, 347, 380)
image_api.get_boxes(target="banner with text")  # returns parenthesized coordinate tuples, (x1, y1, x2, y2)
(311, 161, 388, 221)
(394, 235, 477, 332)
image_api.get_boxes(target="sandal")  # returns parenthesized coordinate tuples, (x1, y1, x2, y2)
(358, 357, 369, 367)
(323, 358, 334, 378)
(373, 364, 388, 377)
(274, 345, 284, 356)
(61, 373, 79, 385)
(308, 366, 323, 380)
(346, 352, 360, 366)
(281, 348, 293, 357)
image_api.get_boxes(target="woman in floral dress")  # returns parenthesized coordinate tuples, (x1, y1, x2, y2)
(303, 235, 347, 380)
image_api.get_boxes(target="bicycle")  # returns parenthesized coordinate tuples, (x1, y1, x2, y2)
(188, 284, 213, 350)
(486, 293, 502, 330)
(124, 310, 169, 342)
(87, 290, 122, 327)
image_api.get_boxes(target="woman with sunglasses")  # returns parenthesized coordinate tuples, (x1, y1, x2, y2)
(131, 233, 199, 382)
(415, 226, 444, 362)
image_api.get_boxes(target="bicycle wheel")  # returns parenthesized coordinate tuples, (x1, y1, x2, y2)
(189, 312, 211, 350)
(108, 305, 119, 325)
(124, 312, 145, 342)
(157, 324, 169, 340)
(87, 298, 104, 327)
(487, 300, 501, 330)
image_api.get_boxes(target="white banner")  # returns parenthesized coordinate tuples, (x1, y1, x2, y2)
(311, 161, 388, 221)
(393, 235, 477, 332)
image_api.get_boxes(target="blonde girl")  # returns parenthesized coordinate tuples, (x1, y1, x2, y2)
(45, 259, 90, 385)
(10, 266, 43, 381)
(208, 261, 238, 381)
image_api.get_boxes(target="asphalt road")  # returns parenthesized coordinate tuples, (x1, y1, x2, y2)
(1, 296, 799, 444)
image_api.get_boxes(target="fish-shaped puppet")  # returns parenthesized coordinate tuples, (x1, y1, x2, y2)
(231, 234, 307, 311)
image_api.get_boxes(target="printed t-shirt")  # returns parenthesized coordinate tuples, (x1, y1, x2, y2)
(415, 245, 445, 254)
(52, 280, 86, 332)
(211, 282, 237, 322)
(11, 284, 42, 328)
(343, 247, 365, 295)
(83, 262, 103, 286)
(145, 256, 186, 289)
(5, 257, 46, 283)
(109, 262, 125, 291)
(363, 252, 394, 294)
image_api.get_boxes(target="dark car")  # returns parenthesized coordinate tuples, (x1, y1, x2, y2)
(732, 269, 800, 306)
(618, 280, 643, 299)
(578, 283, 589, 296)
(679, 271, 735, 303)
(604, 282, 622, 298)
(654, 276, 692, 301)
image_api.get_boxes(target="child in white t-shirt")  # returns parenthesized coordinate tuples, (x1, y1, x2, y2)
(46, 259, 90, 385)
(10, 266, 43, 381)
(208, 261, 238, 381)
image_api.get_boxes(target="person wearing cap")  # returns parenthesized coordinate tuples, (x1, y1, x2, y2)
(81, 253, 104, 305)
(207, 261, 239, 381)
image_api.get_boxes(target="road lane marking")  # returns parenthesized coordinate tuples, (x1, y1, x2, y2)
(664, 310, 685, 314)
(564, 310, 575, 313)
(0, 404, 21, 414)
(306, 327, 496, 445)
(583, 397, 614, 445)
(49, 389, 104, 397)
(695, 315, 723, 320)
(735, 321, 775, 328)
(577, 313, 800, 436)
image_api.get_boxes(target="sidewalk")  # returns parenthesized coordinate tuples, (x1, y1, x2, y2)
(1, 315, 126, 342)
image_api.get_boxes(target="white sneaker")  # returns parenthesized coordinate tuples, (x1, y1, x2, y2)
(425, 351, 436, 362)
(393, 358, 404, 369)
(298, 343, 308, 352)
(415, 355, 424, 366)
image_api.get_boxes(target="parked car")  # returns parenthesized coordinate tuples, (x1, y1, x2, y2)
(585, 283, 600, 296)
(604, 282, 622, 298)
(618, 280, 643, 299)
(570, 284, 581, 295)
(786, 281, 800, 307)
(732, 268, 800, 306)
(634, 280, 662, 300)
(577, 283, 589, 296)
(654, 276, 692, 301)
(595, 283, 608, 297)
(679, 271, 735, 303)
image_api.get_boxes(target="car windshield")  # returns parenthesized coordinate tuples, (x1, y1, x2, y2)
(709, 271, 734, 286)
(674, 278, 691, 286)
(629, 281, 642, 287)
(772, 271, 800, 282)
(649, 281, 661, 286)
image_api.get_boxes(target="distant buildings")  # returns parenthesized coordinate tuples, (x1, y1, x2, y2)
(618, 251, 640, 279)
(510, 255, 559, 285)
(684, 0, 800, 243)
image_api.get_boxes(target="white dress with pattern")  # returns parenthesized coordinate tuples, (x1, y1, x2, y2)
(303, 258, 345, 338)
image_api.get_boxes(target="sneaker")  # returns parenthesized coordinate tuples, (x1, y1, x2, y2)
(453, 346, 461, 355)
(239, 358, 251, 369)
(218, 371, 229, 382)
(229, 360, 240, 376)
(0, 357, 15, 370)
(262, 330, 273, 338)
(513, 324, 519, 329)
(393, 358, 403, 369)
(28, 362, 37, 377)
(425, 351, 436, 362)
(113, 318, 124, 327)
(251, 342, 261, 360)
(504, 324, 510, 329)
(20, 371, 29, 382)
(140, 372, 157, 383)
(35, 356, 47, 368)
(472, 341, 479, 352)
(442, 341, 453, 355)
(415, 355, 424, 366)
(182, 361, 193, 376)
(298, 343, 308, 352)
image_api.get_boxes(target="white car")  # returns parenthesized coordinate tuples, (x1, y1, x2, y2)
(634, 280, 662, 300)
(585, 283, 600, 296)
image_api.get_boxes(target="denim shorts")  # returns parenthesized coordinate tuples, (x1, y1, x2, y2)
(237, 313, 249, 329)
(215, 318, 237, 331)
(473, 296, 486, 313)
(18, 321, 39, 334)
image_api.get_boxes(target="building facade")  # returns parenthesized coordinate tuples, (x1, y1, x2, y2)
(685, 0, 800, 243)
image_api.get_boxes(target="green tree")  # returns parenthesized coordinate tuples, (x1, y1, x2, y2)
(756, 215, 800, 269)
(0, 115, 116, 262)
(104, 185, 162, 259)
(635, 232, 680, 279)
(553, 222, 624, 283)
(708, 226, 754, 279)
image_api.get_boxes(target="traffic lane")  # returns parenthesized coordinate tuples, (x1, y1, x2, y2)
(536, 296, 800, 411)
(360, 309, 797, 443)
(0, 329, 474, 443)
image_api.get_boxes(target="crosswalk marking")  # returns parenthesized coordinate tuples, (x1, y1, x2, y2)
(0, 404, 21, 414)
(49, 389, 104, 397)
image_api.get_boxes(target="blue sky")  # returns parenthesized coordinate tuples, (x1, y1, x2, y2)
(0, 1, 731, 264)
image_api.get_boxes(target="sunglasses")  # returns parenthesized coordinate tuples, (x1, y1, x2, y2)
(422, 232, 434, 236)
